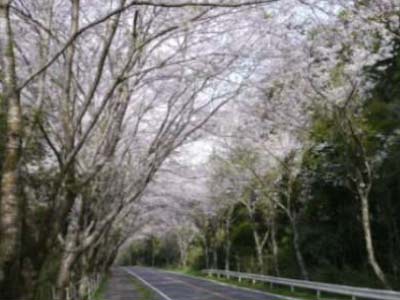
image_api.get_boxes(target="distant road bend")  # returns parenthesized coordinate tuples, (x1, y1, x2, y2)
(123, 267, 289, 300)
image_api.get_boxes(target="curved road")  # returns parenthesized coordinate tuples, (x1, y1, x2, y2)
(124, 267, 292, 300)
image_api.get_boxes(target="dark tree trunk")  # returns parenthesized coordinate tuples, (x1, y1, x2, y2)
(0, 2, 23, 296)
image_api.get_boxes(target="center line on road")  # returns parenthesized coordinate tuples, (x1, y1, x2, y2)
(124, 268, 174, 300)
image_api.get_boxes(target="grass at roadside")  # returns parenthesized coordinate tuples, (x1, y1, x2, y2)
(92, 277, 108, 300)
(92, 273, 156, 300)
(168, 269, 351, 300)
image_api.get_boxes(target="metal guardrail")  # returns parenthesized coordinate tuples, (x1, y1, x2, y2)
(202, 269, 400, 300)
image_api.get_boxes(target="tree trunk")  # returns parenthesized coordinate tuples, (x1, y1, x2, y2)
(56, 251, 77, 300)
(290, 215, 309, 280)
(235, 254, 240, 272)
(224, 216, 232, 271)
(55, 196, 83, 299)
(253, 231, 264, 273)
(271, 219, 280, 276)
(54, 2, 81, 296)
(359, 192, 391, 289)
(224, 239, 231, 271)
(255, 246, 264, 273)
(0, 0, 22, 289)
(178, 240, 188, 269)
(212, 248, 218, 269)
(180, 251, 188, 269)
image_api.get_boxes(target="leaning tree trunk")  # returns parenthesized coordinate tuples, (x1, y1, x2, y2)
(255, 246, 264, 274)
(56, 250, 78, 300)
(224, 239, 231, 271)
(0, 0, 22, 291)
(359, 191, 391, 289)
(290, 215, 309, 280)
(55, 216, 80, 299)
(253, 231, 264, 273)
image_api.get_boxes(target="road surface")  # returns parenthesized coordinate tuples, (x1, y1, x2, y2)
(124, 267, 291, 300)
(104, 268, 154, 300)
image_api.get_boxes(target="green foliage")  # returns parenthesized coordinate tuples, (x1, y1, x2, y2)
(33, 254, 61, 299)
(93, 277, 108, 300)
(186, 246, 204, 270)
(299, 45, 400, 283)
(232, 222, 254, 253)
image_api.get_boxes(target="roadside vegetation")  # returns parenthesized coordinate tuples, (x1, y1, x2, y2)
(92, 278, 108, 300)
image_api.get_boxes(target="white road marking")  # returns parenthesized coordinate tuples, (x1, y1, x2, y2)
(124, 267, 174, 300)
(163, 270, 298, 300)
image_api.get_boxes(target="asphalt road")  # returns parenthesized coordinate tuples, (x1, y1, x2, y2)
(124, 267, 289, 300)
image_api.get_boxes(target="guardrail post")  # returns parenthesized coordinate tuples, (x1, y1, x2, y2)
(270, 282, 273, 289)
(238, 276, 242, 283)
(316, 289, 321, 299)
(290, 285, 295, 292)
(252, 279, 256, 285)
(352, 296, 356, 300)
